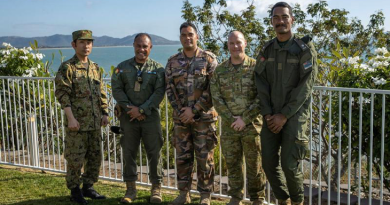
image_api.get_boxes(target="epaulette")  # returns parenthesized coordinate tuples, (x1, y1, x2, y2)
(168, 53, 180, 61)
(262, 39, 274, 52)
(204, 50, 217, 59)
(294, 35, 312, 52)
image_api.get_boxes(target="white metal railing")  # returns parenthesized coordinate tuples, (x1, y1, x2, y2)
(0, 76, 389, 205)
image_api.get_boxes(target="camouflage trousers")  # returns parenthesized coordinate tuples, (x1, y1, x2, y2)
(261, 112, 309, 204)
(172, 121, 218, 193)
(221, 125, 266, 201)
(64, 129, 102, 189)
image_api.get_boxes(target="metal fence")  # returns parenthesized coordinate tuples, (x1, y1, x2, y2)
(0, 76, 389, 205)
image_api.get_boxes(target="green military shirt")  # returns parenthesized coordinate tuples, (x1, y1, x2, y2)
(210, 55, 262, 131)
(255, 35, 318, 119)
(55, 55, 108, 131)
(111, 57, 165, 115)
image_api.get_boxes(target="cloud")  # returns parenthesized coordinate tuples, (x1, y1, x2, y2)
(225, 0, 318, 17)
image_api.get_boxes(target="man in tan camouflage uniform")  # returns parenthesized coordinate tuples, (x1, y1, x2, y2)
(165, 22, 218, 205)
(111, 33, 165, 204)
(210, 31, 266, 205)
(55, 30, 108, 205)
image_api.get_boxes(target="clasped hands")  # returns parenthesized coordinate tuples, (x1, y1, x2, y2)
(127, 105, 146, 122)
(179, 107, 195, 124)
(264, 113, 287, 134)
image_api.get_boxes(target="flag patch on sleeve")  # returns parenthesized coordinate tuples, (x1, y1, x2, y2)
(303, 60, 312, 70)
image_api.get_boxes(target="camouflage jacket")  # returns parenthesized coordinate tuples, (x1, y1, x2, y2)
(111, 57, 165, 116)
(55, 55, 108, 131)
(210, 55, 262, 130)
(255, 35, 318, 119)
(165, 48, 218, 122)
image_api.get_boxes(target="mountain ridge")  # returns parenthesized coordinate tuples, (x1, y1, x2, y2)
(0, 34, 180, 48)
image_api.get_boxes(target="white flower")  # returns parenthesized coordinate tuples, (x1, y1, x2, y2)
(363, 98, 371, 104)
(348, 56, 360, 65)
(27, 47, 32, 51)
(2, 42, 11, 47)
(371, 77, 386, 85)
(37, 64, 41, 69)
(19, 56, 28, 60)
(34, 53, 44, 60)
(374, 47, 388, 55)
(20, 47, 29, 55)
(0, 63, 7, 68)
(340, 58, 347, 63)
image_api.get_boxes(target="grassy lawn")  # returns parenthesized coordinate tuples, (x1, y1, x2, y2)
(0, 165, 228, 205)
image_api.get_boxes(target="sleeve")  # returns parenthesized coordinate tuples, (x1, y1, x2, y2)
(54, 63, 73, 109)
(99, 68, 109, 115)
(139, 65, 166, 115)
(280, 42, 318, 119)
(242, 69, 262, 124)
(111, 65, 133, 113)
(210, 68, 235, 125)
(254, 52, 273, 116)
(193, 56, 218, 112)
(165, 60, 181, 113)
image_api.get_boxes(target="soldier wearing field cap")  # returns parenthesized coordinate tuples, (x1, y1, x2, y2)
(55, 30, 108, 204)
(254, 2, 318, 205)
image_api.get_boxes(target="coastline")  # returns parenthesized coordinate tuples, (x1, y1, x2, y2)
(38, 44, 181, 50)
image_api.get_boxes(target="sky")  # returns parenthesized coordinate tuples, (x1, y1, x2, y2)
(0, 0, 389, 41)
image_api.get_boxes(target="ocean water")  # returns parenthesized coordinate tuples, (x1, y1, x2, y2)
(40, 45, 181, 74)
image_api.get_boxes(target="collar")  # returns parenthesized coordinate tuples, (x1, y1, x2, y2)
(72, 55, 91, 69)
(273, 34, 295, 50)
(224, 55, 251, 71)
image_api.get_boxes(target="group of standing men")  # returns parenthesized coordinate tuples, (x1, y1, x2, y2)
(54, 2, 317, 205)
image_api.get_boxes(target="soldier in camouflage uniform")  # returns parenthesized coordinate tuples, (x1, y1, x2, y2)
(210, 31, 266, 205)
(111, 33, 165, 204)
(55, 30, 108, 205)
(165, 22, 218, 205)
(254, 2, 318, 205)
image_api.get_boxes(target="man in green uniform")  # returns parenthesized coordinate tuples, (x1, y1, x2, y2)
(254, 2, 318, 205)
(210, 31, 266, 205)
(165, 22, 218, 205)
(111, 33, 165, 204)
(55, 30, 109, 205)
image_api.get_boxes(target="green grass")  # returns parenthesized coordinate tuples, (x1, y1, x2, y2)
(0, 165, 227, 205)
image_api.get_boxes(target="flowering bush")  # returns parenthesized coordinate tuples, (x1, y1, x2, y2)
(0, 42, 48, 77)
(318, 44, 390, 192)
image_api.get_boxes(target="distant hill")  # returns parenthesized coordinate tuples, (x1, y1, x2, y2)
(0, 34, 180, 48)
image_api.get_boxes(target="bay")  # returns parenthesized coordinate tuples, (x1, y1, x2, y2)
(40, 45, 181, 75)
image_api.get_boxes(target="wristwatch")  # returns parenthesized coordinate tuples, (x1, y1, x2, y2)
(139, 108, 145, 114)
(192, 107, 200, 115)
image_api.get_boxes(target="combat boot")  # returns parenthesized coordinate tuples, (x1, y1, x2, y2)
(278, 198, 291, 205)
(200, 192, 211, 205)
(121, 181, 137, 204)
(252, 198, 264, 205)
(227, 197, 242, 205)
(170, 190, 191, 205)
(82, 184, 106, 199)
(70, 186, 88, 204)
(150, 183, 162, 203)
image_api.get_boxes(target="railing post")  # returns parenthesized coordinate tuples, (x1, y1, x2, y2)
(27, 114, 39, 167)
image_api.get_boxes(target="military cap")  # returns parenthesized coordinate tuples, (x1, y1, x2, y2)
(72, 30, 94, 41)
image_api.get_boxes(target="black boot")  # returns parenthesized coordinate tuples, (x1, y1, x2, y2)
(82, 184, 106, 200)
(70, 186, 88, 204)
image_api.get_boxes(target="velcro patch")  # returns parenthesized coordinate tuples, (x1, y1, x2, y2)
(303, 60, 312, 70)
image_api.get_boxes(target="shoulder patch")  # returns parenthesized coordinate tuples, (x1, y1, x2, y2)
(168, 53, 180, 61)
(294, 37, 309, 52)
(204, 50, 217, 59)
(262, 39, 274, 51)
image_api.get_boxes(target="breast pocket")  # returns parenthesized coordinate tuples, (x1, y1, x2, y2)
(141, 73, 157, 89)
(283, 58, 300, 86)
(73, 76, 90, 98)
(194, 69, 207, 90)
(123, 71, 135, 88)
